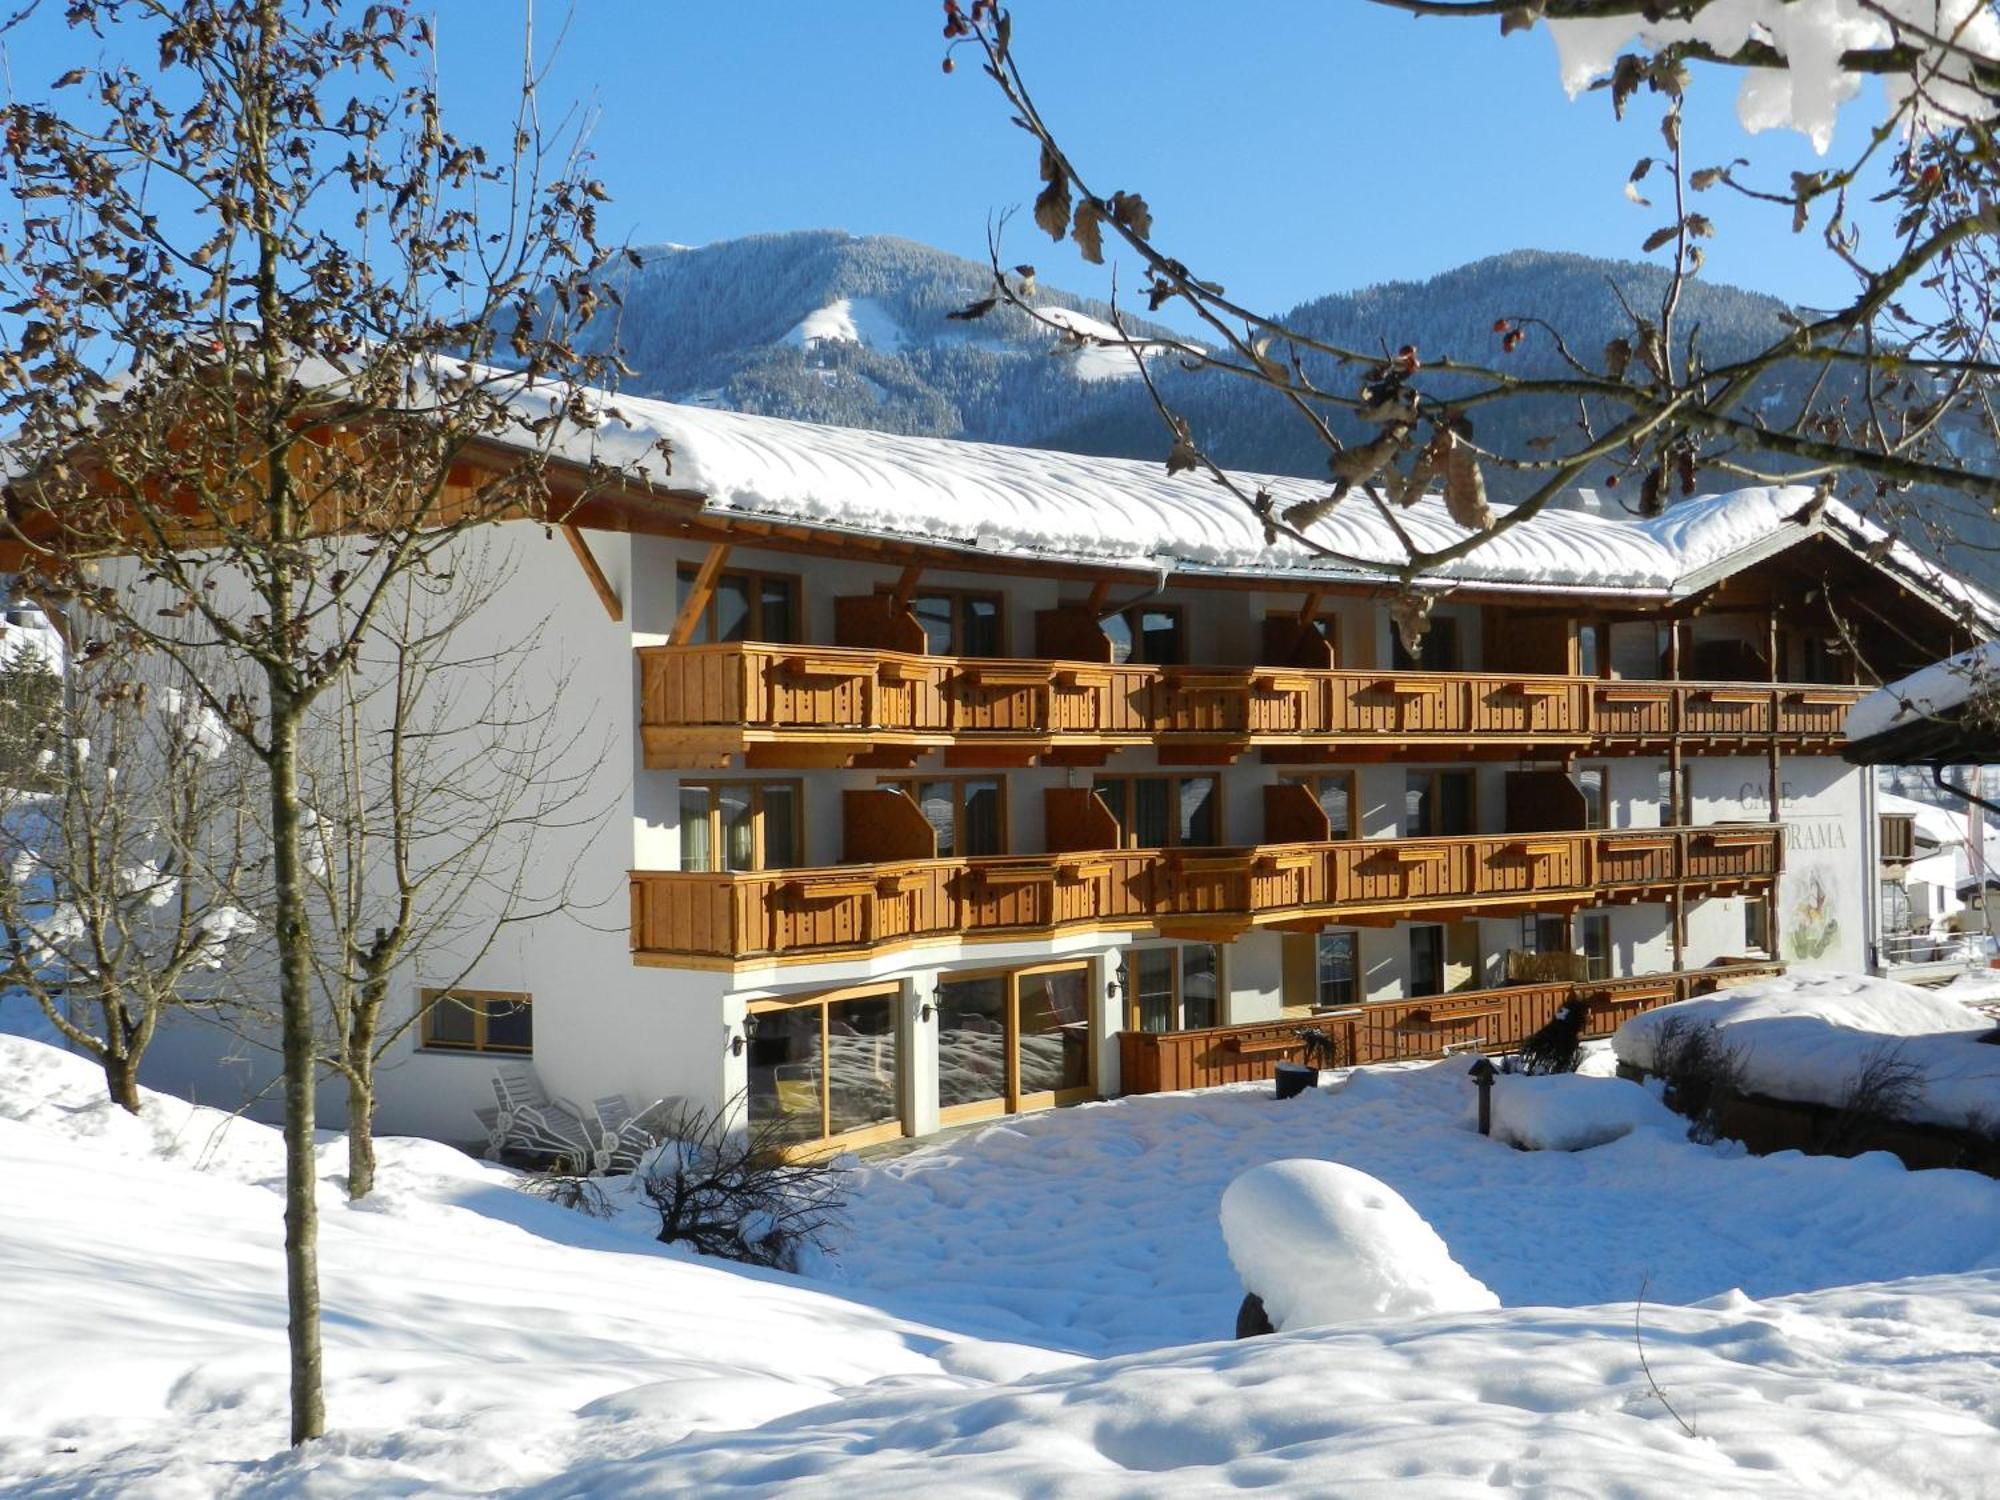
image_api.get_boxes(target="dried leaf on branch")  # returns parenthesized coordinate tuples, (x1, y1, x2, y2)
(1280, 490, 1345, 531)
(1443, 431, 1494, 531)
(1071, 198, 1106, 264)
(1394, 429, 1449, 508)
(1390, 590, 1436, 658)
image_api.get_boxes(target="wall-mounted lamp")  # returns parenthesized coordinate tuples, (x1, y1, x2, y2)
(918, 985, 938, 1024)
(727, 1026, 746, 1057)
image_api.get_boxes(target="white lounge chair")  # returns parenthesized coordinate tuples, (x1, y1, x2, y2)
(587, 1093, 678, 1175)
(487, 1065, 596, 1171)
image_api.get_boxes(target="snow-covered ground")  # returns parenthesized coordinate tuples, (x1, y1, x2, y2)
(4, 997, 2000, 1496)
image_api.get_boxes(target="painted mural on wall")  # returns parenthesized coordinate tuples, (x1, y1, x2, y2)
(1689, 757, 1868, 974)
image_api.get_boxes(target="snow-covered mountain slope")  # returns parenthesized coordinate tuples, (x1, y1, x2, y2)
(4, 1017, 1998, 1496)
(782, 295, 910, 353)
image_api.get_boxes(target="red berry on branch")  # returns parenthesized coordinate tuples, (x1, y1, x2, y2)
(942, 56, 955, 73)
(1491, 319, 1510, 334)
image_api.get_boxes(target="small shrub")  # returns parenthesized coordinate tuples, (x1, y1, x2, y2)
(1516, 1001, 1588, 1076)
(1648, 1016, 1746, 1144)
(528, 1167, 614, 1219)
(639, 1101, 848, 1271)
(1819, 1043, 1927, 1156)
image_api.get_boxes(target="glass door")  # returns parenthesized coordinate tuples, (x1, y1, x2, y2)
(1013, 964, 1093, 1110)
(938, 964, 1094, 1122)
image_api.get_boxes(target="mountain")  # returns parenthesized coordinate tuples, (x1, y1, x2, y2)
(580, 230, 1192, 446)
(581, 231, 1997, 587)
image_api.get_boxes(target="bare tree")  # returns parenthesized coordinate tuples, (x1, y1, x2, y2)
(0, 1, 639, 1443)
(942, 2, 2000, 627)
(0, 639, 259, 1112)
(295, 543, 606, 1201)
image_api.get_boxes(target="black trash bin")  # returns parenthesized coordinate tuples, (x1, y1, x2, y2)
(1273, 1062, 1315, 1101)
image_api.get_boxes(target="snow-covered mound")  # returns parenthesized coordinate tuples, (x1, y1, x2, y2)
(1614, 971, 2000, 1129)
(580, 1273, 2000, 1498)
(1220, 1159, 1499, 1329)
(1488, 1072, 1683, 1151)
(781, 295, 909, 352)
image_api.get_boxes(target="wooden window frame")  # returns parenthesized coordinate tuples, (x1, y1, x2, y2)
(1314, 930, 1359, 1009)
(1573, 762, 1610, 831)
(679, 778, 805, 873)
(1743, 894, 1772, 955)
(1519, 913, 1568, 955)
(1092, 772, 1224, 849)
(893, 586, 1006, 657)
(877, 774, 1009, 857)
(745, 981, 904, 1153)
(1106, 602, 1187, 666)
(1403, 768, 1477, 839)
(1577, 910, 1613, 981)
(1122, 942, 1226, 1033)
(936, 959, 1098, 1123)
(1408, 924, 1446, 999)
(674, 562, 803, 644)
(1287, 770, 1358, 841)
(419, 987, 533, 1055)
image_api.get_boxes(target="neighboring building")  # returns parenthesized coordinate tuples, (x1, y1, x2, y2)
(105, 400, 1995, 1152)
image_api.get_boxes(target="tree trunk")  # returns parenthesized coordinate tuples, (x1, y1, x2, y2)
(269, 697, 326, 1444)
(102, 1052, 141, 1114)
(345, 1070, 376, 1202)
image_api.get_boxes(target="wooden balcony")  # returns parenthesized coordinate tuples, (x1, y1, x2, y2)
(637, 642, 1866, 769)
(1117, 960, 1787, 1094)
(629, 824, 1782, 967)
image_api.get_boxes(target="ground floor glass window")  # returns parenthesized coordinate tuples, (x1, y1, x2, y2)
(746, 987, 900, 1145)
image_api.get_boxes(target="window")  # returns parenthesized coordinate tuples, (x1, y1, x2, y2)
(1123, 944, 1222, 1033)
(1405, 770, 1474, 837)
(908, 589, 1003, 657)
(1102, 605, 1185, 665)
(1578, 912, 1612, 981)
(1520, 914, 1567, 955)
(1574, 765, 1607, 830)
(1657, 766, 1688, 828)
(1287, 772, 1356, 841)
(881, 777, 1005, 857)
(938, 963, 1092, 1115)
(1744, 896, 1772, 953)
(1577, 622, 1602, 678)
(1316, 931, 1358, 1008)
(1094, 774, 1219, 848)
(420, 988, 532, 1054)
(1408, 926, 1445, 998)
(675, 564, 798, 644)
(746, 985, 900, 1146)
(1391, 615, 1459, 671)
(679, 780, 801, 872)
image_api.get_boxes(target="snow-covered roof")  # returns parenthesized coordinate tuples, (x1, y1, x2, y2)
(1878, 792, 1969, 851)
(1848, 641, 2000, 745)
(557, 394, 2000, 612)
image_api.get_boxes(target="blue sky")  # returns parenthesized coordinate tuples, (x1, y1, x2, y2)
(7, 3, 1886, 317)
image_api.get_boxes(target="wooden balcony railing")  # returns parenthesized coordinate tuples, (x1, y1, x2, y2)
(629, 824, 1782, 965)
(1117, 960, 1788, 1094)
(636, 642, 1865, 768)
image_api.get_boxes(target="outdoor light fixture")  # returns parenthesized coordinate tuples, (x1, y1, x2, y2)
(918, 985, 938, 1023)
(728, 1026, 746, 1057)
